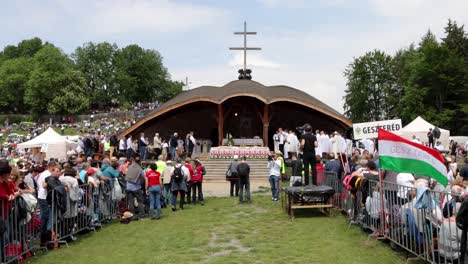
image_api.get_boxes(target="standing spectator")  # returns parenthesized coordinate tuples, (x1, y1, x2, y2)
(145, 163, 161, 220)
(268, 152, 282, 201)
(300, 124, 318, 185)
(278, 128, 286, 158)
(237, 157, 251, 204)
(169, 133, 178, 160)
(126, 135, 133, 158)
(153, 133, 162, 158)
(161, 161, 174, 207)
(191, 159, 205, 205)
(184, 158, 193, 204)
(227, 155, 239, 197)
(162, 140, 169, 161)
(460, 157, 468, 181)
(119, 136, 126, 157)
(285, 153, 303, 186)
(186, 132, 196, 158)
(125, 157, 145, 219)
(171, 159, 189, 211)
(427, 128, 434, 148)
(139, 133, 148, 160)
(0, 160, 15, 245)
(324, 153, 342, 178)
(109, 133, 118, 159)
(37, 161, 56, 232)
(316, 155, 324, 185)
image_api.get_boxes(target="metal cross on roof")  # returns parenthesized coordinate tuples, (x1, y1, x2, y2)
(229, 21, 261, 72)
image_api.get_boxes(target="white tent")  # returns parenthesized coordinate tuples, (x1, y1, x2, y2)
(17, 127, 77, 160)
(398, 116, 450, 148)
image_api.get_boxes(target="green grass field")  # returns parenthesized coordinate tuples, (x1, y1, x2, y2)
(27, 195, 406, 264)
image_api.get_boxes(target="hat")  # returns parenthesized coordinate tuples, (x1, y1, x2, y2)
(122, 211, 133, 220)
(166, 160, 172, 164)
(275, 151, 283, 155)
(87, 168, 96, 175)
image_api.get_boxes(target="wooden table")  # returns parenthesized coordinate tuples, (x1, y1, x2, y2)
(281, 186, 335, 220)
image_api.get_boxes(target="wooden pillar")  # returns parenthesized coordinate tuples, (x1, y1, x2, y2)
(218, 104, 223, 146)
(263, 104, 269, 147)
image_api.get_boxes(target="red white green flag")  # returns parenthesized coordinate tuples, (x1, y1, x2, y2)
(378, 128, 448, 187)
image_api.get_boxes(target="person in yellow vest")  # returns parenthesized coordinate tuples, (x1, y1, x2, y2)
(155, 155, 167, 207)
(276, 151, 286, 181)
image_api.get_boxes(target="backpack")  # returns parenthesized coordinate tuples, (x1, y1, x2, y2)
(173, 166, 184, 181)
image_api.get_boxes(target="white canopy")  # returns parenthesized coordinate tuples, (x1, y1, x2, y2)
(17, 127, 77, 160)
(398, 116, 450, 147)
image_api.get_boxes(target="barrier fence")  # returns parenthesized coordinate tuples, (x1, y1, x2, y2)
(2, 172, 467, 263)
(0, 181, 125, 264)
(318, 172, 467, 264)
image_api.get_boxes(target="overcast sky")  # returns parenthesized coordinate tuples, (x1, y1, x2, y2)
(1, 0, 467, 113)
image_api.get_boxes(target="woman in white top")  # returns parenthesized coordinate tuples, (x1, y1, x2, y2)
(396, 173, 415, 204)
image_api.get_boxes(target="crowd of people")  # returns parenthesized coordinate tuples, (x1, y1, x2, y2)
(0, 134, 207, 262)
(265, 124, 468, 262)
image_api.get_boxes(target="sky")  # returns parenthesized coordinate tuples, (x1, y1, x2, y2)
(1, 0, 468, 113)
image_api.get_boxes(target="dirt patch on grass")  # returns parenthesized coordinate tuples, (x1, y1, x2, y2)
(204, 232, 252, 261)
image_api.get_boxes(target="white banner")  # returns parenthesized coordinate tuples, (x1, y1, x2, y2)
(353, 119, 402, 140)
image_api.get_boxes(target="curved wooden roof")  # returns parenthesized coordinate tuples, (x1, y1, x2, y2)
(120, 80, 351, 138)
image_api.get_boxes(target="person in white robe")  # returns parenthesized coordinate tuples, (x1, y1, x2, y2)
(315, 131, 322, 157)
(287, 131, 300, 156)
(323, 132, 332, 154)
(338, 134, 347, 154)
(283, 130, 290, 159)
(273, 131, 280, 153)
(331, 132, 340, 156)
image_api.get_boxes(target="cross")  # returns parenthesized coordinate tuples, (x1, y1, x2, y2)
(229, 21, 261, 72)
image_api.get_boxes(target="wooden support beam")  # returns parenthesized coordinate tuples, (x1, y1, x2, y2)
(218, 104, 223, 146)
(263, 104, 269, 147)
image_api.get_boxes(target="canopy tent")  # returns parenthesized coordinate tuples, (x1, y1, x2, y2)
(17, 127, 77, 160)
(398, 116, 450, 147)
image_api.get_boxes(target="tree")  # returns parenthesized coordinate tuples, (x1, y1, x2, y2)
(443, 19, 468, 62)
(72, 42, 118, 106)
(400, 30, 468, 134)
(0, 57, 33, 113)
(343, 50, 397, 122)
(25, 45, 86, 116)
(48, 71, 90, 115)
(114, 44, 180, 103)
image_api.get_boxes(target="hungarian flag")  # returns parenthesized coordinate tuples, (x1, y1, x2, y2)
(378, 128, 448, 187)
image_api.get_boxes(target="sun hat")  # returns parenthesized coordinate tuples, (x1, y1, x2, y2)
(122, 211, 134, 220)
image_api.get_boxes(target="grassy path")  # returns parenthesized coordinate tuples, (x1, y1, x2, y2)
(28, 195, 404, 264)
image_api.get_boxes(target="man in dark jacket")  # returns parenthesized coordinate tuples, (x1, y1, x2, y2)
(237, 157, 251, 204)
(109, 133, 118, 159)
(285, 153, 303, 186)
(44, 166, 67, 230)
(461, 157, 468, 181)
(169, 133, 178, 160)
(125, 157, 145, 219)
(324, 153, 342, 178)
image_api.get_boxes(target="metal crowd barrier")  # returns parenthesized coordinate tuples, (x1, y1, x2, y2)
(1, 181, 126, 264)
(316, 171, 467, 264)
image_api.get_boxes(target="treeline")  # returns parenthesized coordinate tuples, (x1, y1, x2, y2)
(344, 20, 468, 135)
(0, 38, 183, 117)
